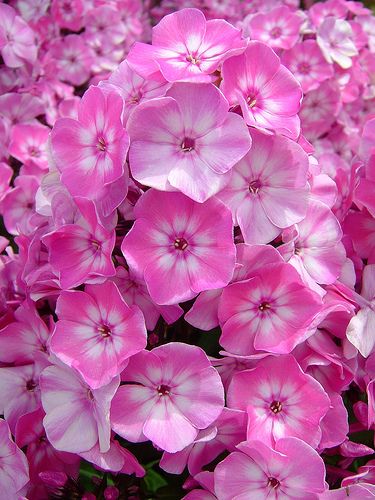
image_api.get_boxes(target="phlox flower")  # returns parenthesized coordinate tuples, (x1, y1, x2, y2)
(127, 82, 251, 203)
(317, 17, 358, 70)
(121, 189, 236, 305)
(51, 86, 129, 203)
(40, 362, 119, 453)
(0, 418, 29, 499)
(282, 40, 334, 93)
(50, 280, 147, 389)
(309, 0, 348, 26)
(111, 342, 224, 453)
(0, 92, 44, 129)
(220, 41, 302, 139)
(127, 8, 245, 83)
(279, 200, 346, 286)
(0, 3, 37, 68)
(218, 261, 322, 355)
(227, 355, 330, 447)
(244, 5, 303, 51)
(42, 198, 116, 289)
(50, 0, 84, 32)
(214, 437, 327, 499)
(8, 124, 50, 171)
(217, 128, 309, 244)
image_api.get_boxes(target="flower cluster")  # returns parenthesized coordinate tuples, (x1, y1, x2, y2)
(1, 0, 375, 498)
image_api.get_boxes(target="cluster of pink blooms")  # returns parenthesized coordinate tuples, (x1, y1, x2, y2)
(1, 0, 375, 498)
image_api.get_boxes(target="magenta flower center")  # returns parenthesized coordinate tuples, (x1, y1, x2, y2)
(249, 179, 261, 194)
(97, 136, 107, 152)
(270, 26, 282, 39)
(270, 400, 283, 414)
(26, 379, 37, 392)
(98, 324, 112, 338)
(157, 384, 171, 396)
(247, 95, 257, 109)
(267, 477, 280, 489)
(258, 301, 271, 311)
(87, 389, 95, 401)
(297, 61, 311, 75)
(174, 237, 189, 251)
(186, 53, 200, 65)
(28, 146, 41, 157)
(181, 137, 195, 152)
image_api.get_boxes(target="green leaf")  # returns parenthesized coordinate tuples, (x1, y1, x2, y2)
(142, 468, 168, 494)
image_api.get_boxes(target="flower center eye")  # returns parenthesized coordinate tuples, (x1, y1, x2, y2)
(298, 61, 311, 74)
(270, 26, 282, 39)
(247, 95, 257, 108)
(174, 237, 188, 250)
(294, 246, 302, 256)
(97, 137, 107, 152)
(28, 147, 40, 157)
(249, 180, 261, 194)
(157, 384, 171, 396)
(98, 325, 111, 338)
(26, 379, 37, 392)
(181, 137, 195, 152)
(267, 477, 280, 489)
(258, 302, 271, 311)
(87, 389, 95, 401)
(186, 54, 199, 65)
(270, 400, 283, 414)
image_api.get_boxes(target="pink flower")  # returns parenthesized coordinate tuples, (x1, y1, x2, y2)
(0, 418, 29, 498)
(8, 124, 50, 171)
(51, 86, 129, 203)
(245, 5, 303, 50)
(214, 437, 327, 499)
(43, 199, 116, 289)
(51, 0, 84, 32)
(50, 281, 147, 389)
(220, 41, 302, 139)
(40, 362, 119, 453)
(279, 200, 346, 286)
(317, 17, 358, 69)
(121, 190, 236, 305)
(127, 82, 251, 203)
(218, 261, 322, 355)
(0, 3, 37, 68)
(217, 129, 309, 244)
(227, 355, 330, 447)
(127, 8, 245, 83)
(282, 40, 334, 93)
(47, 34, 94, 86)
(111, 342, 224, 453)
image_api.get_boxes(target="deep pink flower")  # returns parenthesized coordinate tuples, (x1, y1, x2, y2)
(51, 86, 129, 203)
(51, 281, 147, 389)
(127, 82, 251, 202)
(0, 418, 29, 498)
(0, 3, 37, 68)
(218, 261, 322, 355)
(111, 343, 224, 453)
(214, 437, 327, 499)
(8, 123, 50, 171)
(282, 40, 334, 93)
(217, 129, 309, 244)
(227, 355, 329, 447)
(220, 41, 302, 139)
(127, 8, 245, 83)
(122, 189, 236, 305)
(0, 92, 44, 129)
(245, 5, 303, 50)
(40, 362, 119, 453)
(51, 0, 84, 32)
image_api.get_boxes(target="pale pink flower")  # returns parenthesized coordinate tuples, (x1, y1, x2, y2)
(0, 92, 44, 129)
(84, 6, 127, 47)
(220, 41, 302, 139)
(214, 438, 327, 499)
(40, 362, 119, 453)
(279, 200, 346, 286)
(51, 86, 129, 203)
(51, 0, 84, 32)
(309, 0, 348, 26)
(51, 280, 147, 389)
(43, 198, 116, 289)
(8, 124, 50, 171)
(127, 8, 245, 83)
(111, 342, 224, 453)
(245, 6, 303, 50)
(217, 129, 309, 244)
(0, 418, 29, 498)
(317, 17, 358, 70)
(218, 261, 322, 355)
(127, 82, 251, 203)
(282, 40, 334, 93)
(227, 355, 329, 447)
(121, 190, 236, 305)
(0, 3, 37, 68)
